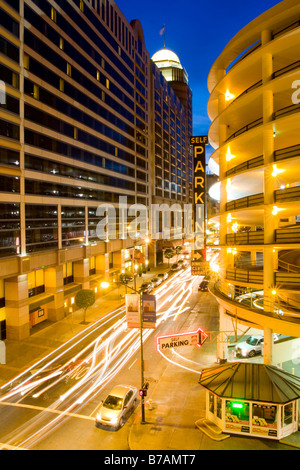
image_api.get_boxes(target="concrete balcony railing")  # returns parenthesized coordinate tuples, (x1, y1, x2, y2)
(275, 271, 300, 289)
(226, 193, 264, 211)
(275, 185, 300, 204)
(225, 155, 264, 177)
(226, 231, 264, 245)
(226, 267, 263, 284)
(274, 143, 300, 162)
(275, 225, 300, 243)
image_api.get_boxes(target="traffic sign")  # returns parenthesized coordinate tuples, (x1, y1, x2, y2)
(156, 328, 208, 352)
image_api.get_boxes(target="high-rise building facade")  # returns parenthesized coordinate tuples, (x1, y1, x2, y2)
(0, 0, 192, 340)
(207, 0, 300, 363)
(150, 48, 193, 264)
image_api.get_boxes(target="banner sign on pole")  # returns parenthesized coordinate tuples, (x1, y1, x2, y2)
(142, 294, 156, 329)
(125, 293, 140, 328)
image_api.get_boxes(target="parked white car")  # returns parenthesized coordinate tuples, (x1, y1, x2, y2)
(235, 334, 280, 358)
(95, 385, 138, 429)
(157, 272, 168, 281)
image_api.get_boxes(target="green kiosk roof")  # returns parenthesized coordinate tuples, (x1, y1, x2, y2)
(199, 362, 300, 404)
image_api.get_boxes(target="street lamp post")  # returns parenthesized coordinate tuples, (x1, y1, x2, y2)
(125, 279, 146, 424)
(139, 292, 146, 424)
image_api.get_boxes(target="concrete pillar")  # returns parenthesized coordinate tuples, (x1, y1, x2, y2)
(73, 259, 90, 288)
(44, 265, 64, 322)
(148, 242, 157, 268)
(5, 275, 29, 340)
(261, 29, 272, 46)
(113, 250, 124, 271)
(95, 254, 110, 280)
(263, 326, 273, 365)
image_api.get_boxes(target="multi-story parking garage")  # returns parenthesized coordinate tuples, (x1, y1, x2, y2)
(207, 0, 300, 364)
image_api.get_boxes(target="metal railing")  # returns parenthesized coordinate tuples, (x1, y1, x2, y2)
(226, 193, 264, 211)
(274, 144, 300, 162)
(225, 155, 264, 177)
(275, 185, 300, 203)
(226, 267, 263, 284)
(226, 117, 263, 142)
(213, 279, 300, 320)
(275, 225, 300, 243)
(226, 231, 264, 245)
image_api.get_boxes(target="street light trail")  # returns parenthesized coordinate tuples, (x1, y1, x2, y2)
(157, 348, 201, 374)
(0, 306, 125, 394)
(0, 268, 197, 448)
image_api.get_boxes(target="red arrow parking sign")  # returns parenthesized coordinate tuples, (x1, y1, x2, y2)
(157, 328, 208, 352)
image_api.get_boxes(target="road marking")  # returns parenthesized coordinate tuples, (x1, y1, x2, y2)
(128, 359, 137, 370)
(0, 401, 95, 421)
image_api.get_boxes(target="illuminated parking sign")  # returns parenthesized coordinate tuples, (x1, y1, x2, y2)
(190, 135, 208, 275)
(157, 328, 208, 351)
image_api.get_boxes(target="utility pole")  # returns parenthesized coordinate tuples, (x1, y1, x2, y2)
(126, 275, 146, 424)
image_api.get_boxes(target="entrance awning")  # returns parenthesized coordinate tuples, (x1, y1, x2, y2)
(199, 362, 300, 404)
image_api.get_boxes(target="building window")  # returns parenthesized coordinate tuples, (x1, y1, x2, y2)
(59, 37, 64, 50)
(80, 0, 84, 12)
(33, 84, 39, 100)
(67, 63, 72, 77)
(51, 7, 57, 23)
(59, 79, 64, 92)
(23, 53, 29, 70)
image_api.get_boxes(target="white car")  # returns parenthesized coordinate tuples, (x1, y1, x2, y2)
(95, 385, 138, 429)
(157, 272, 168, 281)
(235, 334, 280, 358)
(151, 277, 162, 287)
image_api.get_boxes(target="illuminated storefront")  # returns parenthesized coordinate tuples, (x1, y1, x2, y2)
(200, 362, 300, 440)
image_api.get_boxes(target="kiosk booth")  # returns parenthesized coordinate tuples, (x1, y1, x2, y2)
(199, 362, 300, 440)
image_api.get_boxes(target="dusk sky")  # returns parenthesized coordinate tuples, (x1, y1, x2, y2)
(116, 0, 281, 157)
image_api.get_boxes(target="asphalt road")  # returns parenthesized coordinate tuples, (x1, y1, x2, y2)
(0, 268, 210, 450)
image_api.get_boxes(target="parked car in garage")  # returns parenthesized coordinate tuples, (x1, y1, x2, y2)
(95, 385, 138, 429)
(235, 334, 280, 358)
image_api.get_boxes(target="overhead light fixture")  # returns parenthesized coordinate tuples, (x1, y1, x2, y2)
(232, 222, 238, 233)
(225, 90, 234, 101)
(272, 206, 278, 215)
(226, 148, 235, 161)
(272, 164, 284, 177)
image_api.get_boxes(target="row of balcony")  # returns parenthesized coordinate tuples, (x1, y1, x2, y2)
(226, 104, 300, 143)
(213, 280, 300, 321)
(226, 186, 300, 212)
(226, 267, 300, 289)
(225, 144, 300, 178)
(226, 225, 300, 245)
